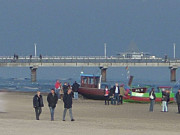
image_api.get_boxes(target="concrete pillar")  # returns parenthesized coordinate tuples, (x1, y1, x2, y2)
(30, 66, 38, 82)
(100, 66, 108, 82)
(169, 66, 178, 82)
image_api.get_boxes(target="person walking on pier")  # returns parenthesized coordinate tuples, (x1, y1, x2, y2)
(113, 83, 120, 105)
(72, 81, 80, 99)
(63, 88, 75, 121)
(175, 89, 180, 113)
(33, 90, 44, 120)
(149, 88, 156, 112)
(47, 88, 58, 121)
(119, 84, 125, 104)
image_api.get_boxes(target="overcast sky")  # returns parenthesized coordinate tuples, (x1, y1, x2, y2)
(0, 0, 180, 82)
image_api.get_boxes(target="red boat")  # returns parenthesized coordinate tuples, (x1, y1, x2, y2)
(79, 74, 106, 100)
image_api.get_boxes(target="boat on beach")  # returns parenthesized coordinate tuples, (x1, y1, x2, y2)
(78, 74, 175, 102)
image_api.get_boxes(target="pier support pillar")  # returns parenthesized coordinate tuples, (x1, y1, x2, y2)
(169, 66, 178, 82)
(30, 66, 38, 82)
(100, 66, 108, 82)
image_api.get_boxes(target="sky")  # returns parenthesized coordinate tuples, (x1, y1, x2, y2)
(0, 0, 180, 83)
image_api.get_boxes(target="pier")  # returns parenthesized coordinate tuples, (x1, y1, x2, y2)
(0, 56, 180, 82)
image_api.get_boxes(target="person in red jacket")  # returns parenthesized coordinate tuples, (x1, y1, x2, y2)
(55, 80, 61, 99)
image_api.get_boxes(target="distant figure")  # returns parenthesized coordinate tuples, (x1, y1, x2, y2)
(161, 89, 168, 112)
(30, 55, 32, 59)
(109, 87, 115, 105)
(113, 83, 120, 105)
(175, 89, 180, 113)
(47, 88, 58, 121)
(63, 88, 75, 121)
(72, 81, 80, 99)
(33, 90, 44, 120)
(55, 80, 61, 100)
(119, 84, 125, 104)
(149, 88, 156, 112)
(104, 85, 109, 105)
(39, 54, 42, 59)
(63, 82, 69, 94)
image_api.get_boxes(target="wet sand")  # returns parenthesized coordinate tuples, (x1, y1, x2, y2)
(0, 91, 180, 135)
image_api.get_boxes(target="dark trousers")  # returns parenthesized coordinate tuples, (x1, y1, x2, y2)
(104, 96, 109, 105)
(119, 95, 123, 104)
(178, 103, 180, 113)
(35, 107, 42, 120)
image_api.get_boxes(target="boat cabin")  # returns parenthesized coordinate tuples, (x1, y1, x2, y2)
(80, 74, 101, 89)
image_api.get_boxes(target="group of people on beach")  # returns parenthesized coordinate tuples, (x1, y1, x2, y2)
(148, 88, 180, 113)
(104, 83, 126, 105)
(33, 81, 79, 121)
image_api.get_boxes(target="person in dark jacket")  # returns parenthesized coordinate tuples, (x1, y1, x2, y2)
(113, 83, 120, 105)
(63, 82, 69, 94)
(72, 81, 80, 99)
(33, 90, 44, 120)
(149, 88, 156, 112)
(47, 88, 58, 121)
(161, 89, 168, 112)
(63, 88, 74, 121)
(175, 89, 180, 113)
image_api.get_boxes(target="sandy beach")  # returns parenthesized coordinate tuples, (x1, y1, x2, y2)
(0, 91, 180, 135)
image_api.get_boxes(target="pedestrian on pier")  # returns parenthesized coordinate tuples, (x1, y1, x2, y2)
(47, 88, 58, 121)
(149, 88, 156, 112)
(63, 88, 75, 121)
(33, 90, 44, 120)
(175, 89, 180, 113)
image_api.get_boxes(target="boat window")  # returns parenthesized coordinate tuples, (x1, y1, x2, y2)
(88, 77, 94, 85)
(83, 78, 88, 84)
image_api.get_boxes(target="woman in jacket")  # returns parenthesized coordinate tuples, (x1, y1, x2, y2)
(161, 89, 168, 112)
(149, 88, 156, 112)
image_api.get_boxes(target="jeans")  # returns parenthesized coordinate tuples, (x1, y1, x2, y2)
(74, 92, 78, 99)
(63, 108, 73, 120)
(55, 89, 60, 99)
(114, 93, 120, 105)
(49, 107, 55, 121)
(149, 100, 155, 112)
(162, 101, 167, 112)
(35, 107, 42, 120)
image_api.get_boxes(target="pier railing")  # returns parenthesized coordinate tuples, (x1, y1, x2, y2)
(0, 56, 180, 67)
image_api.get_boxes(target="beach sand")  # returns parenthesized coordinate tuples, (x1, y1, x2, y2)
(0, 91, 180, 135)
